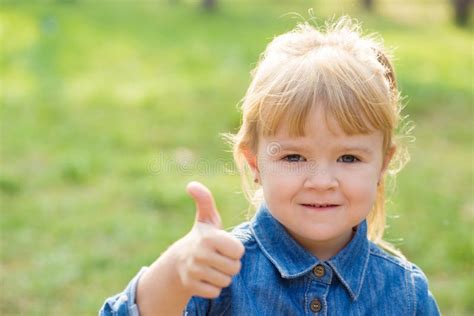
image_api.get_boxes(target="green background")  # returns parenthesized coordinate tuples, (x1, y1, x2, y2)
(1, 0, 472, 314)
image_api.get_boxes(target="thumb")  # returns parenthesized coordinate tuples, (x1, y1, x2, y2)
(186, 181, 222, 228)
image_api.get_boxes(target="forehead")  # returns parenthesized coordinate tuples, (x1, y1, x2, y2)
(273, 106, 364, 137)
(264, 107, 384, 150)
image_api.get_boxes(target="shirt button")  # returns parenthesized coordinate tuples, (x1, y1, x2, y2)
(310, 298, 322, 312)
(313, 264, 325, 278)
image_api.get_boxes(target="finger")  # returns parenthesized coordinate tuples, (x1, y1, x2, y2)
(194, 281, 222, 299)
(203, 251, 242, 276)
(198, 266, 233, 289)
(186, 181, 222, 228)
(212, 231, 245, 260)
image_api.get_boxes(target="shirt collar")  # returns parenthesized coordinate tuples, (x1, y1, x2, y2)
(250, 203, 370, 301)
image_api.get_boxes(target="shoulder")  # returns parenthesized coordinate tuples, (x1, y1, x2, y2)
(368, 241, 412, 270)
(409, 262, 441, 315)
(367, 242, 440, 315)
(230, 221, 258, 248)
(368, 241, 429, 279)
(368, 241, 426, 280)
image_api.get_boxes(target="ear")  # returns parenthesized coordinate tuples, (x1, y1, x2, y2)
(242, 147, 260, 182)
(379, 144, 396, 183)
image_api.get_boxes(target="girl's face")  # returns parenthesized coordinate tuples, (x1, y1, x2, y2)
(246, 107, 394, 260)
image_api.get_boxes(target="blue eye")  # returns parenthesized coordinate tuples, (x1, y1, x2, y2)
(338, 155, 359, 163)
(283, 154, 305, 162)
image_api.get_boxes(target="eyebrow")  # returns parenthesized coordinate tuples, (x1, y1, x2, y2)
(337, 146, 374, 155)
(277, 142, 307, 151)
(277, 142, 373, 154)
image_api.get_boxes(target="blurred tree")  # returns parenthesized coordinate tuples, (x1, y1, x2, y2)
(362, 0, 374, 11)
(203, 0, 216, 10)
(452, 0, 472, 26)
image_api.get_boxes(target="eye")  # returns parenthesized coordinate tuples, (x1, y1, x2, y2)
(282, 154, 306, 162)
(338, 155, 360, 163)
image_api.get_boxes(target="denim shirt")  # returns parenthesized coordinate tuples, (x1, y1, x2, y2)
(100, 204, 440, 315)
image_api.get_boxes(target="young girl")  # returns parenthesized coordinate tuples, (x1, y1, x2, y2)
(100, 16, 440, 315)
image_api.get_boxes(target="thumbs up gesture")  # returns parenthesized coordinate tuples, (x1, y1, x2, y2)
(136, 182, 245, 315)
(174, 181, 245, 298)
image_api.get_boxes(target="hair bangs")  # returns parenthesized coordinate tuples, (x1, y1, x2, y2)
(315, 50, 396, 145)
(256, 50, 394, 143)
(256, 56, 318, 138)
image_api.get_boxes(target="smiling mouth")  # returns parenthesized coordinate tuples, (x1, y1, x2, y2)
(301, 203, 340, 210)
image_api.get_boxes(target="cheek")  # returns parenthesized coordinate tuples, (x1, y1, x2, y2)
(260, 165, 304, 200)
(341, 170, 379, 203)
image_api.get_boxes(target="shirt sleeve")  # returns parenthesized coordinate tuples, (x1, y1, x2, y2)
(99, 267, 148, 316)
(411, 264, 441, 315)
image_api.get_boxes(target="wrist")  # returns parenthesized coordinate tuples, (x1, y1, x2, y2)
(136, 242, 193, 316)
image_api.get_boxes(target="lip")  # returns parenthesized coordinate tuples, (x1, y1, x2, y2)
(300, 203, 341, 211)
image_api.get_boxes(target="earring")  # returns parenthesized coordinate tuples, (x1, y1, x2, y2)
(254, 178, 259, 183)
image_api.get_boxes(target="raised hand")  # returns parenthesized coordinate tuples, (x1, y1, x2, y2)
(136, 181, 245, 315)
(175, 181, 245, 298)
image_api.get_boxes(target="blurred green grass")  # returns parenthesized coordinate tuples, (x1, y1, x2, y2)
(1, 0, 472, 314)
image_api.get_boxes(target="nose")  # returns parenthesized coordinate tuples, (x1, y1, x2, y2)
(303, 165, 338, 191)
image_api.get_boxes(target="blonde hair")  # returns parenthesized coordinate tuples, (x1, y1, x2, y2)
(223, 16, 409, 259)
